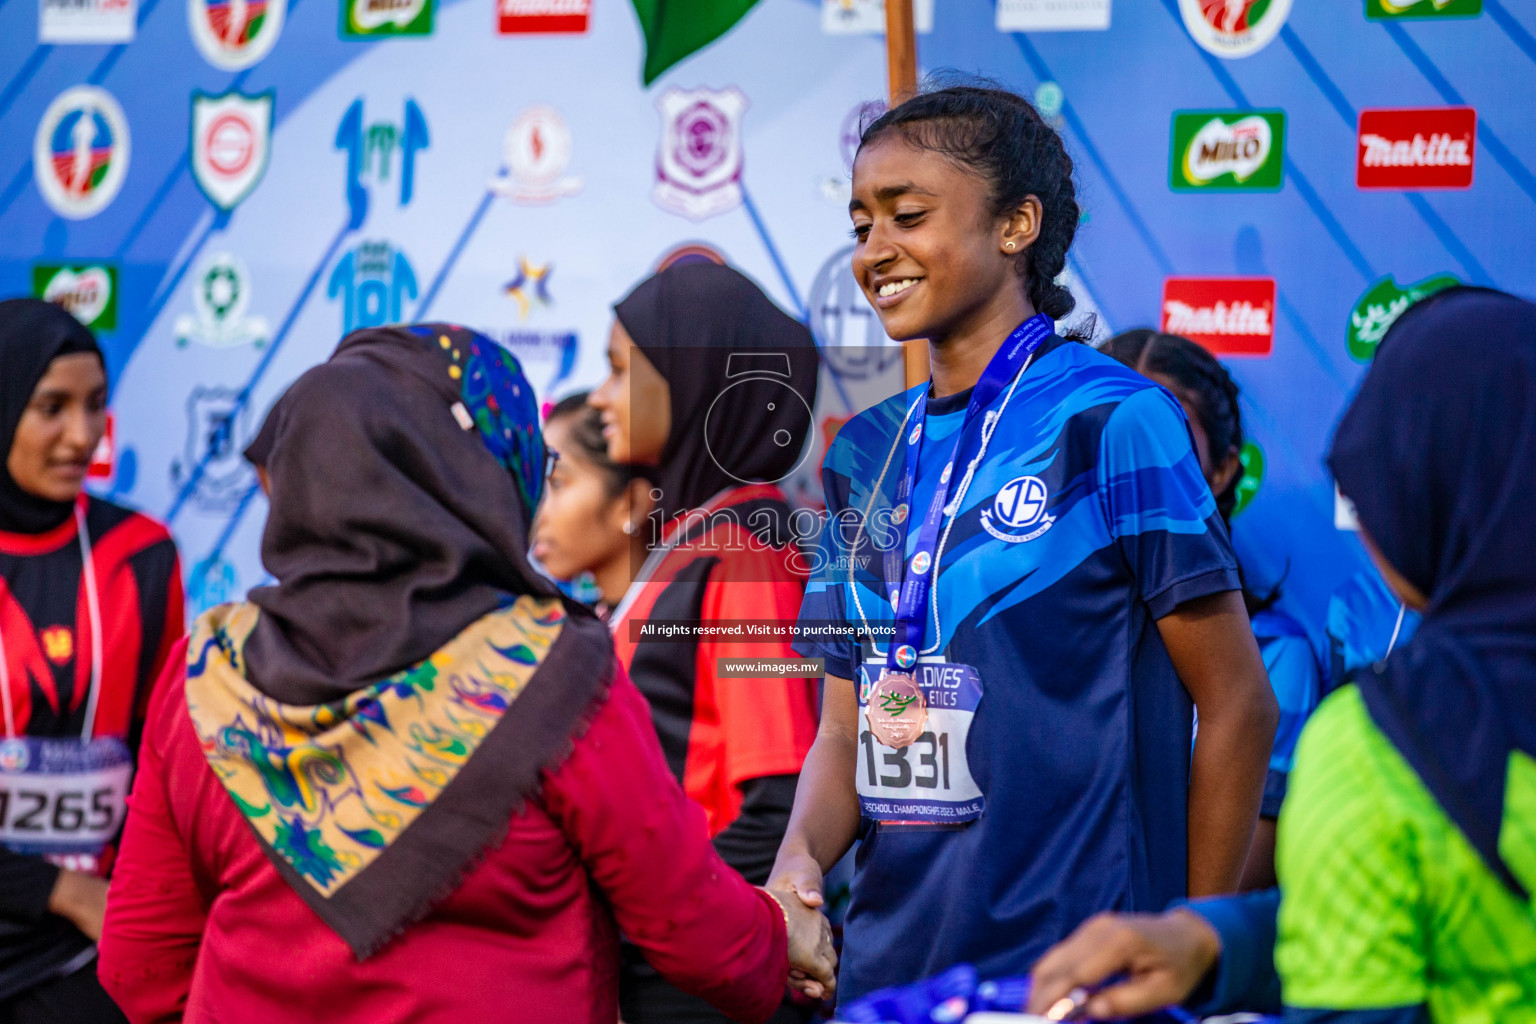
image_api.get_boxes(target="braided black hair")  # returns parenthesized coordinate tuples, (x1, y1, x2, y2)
(1102, 329, 1282, 614)
(1102, 330, 1243, 518)
(546, 392, 630, 500)
(858, 80, 1081, 323)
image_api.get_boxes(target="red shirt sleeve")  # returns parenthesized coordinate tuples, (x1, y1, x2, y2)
(541, 665, 790, 1024)
(99, 639, 208, 1024)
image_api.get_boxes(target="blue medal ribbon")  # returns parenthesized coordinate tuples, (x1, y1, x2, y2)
(883, 314, 1054, 674)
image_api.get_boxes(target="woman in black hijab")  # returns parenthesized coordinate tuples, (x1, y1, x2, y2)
(0, 299, 182, 1023)
(590, 262, 824, 1024)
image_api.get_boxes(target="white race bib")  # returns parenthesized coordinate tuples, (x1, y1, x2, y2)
(856, 660, 984, 827)
(0, 736, 133, 873)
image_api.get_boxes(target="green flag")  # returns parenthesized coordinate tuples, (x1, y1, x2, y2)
(631, 0, 760, 85)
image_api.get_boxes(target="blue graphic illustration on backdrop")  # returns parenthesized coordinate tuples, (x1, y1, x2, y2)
(808, 244, 902, 382)
(328, 240, 419, 333)
(188, 553, 239, 615)
(171, 387, 256, 513)
(335, 98, 430, 226)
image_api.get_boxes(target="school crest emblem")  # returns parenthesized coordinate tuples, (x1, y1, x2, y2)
(171, 387, 256, 513)
(191, 91, 272, 210)
(189, 0, 285, 69)
(652, 86, 747, 221)
(1179, 0, 1291, 58)
(489, 106, 582, 204)
(175, 253, 271, 349)
(33, 87, 130, 220)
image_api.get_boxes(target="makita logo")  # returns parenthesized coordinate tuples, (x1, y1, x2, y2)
(498, 0, 587, 31)
(1357, 107, 1476, 189)
(1165, 300, 1271, 337)
(1161, 277, 1276, 356)
(1360, 133, 1470, 167)
(500, 0, 587, 12)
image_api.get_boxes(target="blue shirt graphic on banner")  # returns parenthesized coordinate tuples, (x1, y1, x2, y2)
(1250, 608, 1322, 818)
(1325, 568, 1420, 695)
(795, 336, 1241, 1001)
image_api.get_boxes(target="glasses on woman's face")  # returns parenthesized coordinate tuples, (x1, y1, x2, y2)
(543, 447, 561, 484)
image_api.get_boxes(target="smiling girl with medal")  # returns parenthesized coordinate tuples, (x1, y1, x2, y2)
(772, 86, 1279, 1002)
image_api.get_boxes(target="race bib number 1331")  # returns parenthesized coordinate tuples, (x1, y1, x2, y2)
(856, 660, 984, 827)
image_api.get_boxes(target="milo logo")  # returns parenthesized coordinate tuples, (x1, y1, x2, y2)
(1347, 273, 1460, 363)
(1171, 110, 1285, 191)
(33, 263, 118, 330)
(343, 0, 432, 36)
(1366, 0, 1481, 19)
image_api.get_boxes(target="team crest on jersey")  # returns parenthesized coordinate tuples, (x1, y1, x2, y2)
(489, 106, 582, 204)
(175, 253, 271, 349)
(33, 86, 130, 220)
(1179, 0, 1291, 59)
(191, 90, 272, 211)
(652, 86, 747, 221)
(171, 387, 256, 513)
(189, 0, 286, 70)
(981, 475, 1055, 543)
(40, 626, 75, 666)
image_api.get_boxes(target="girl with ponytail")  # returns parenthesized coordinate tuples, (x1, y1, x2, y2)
(773, 83, 1278, 1003)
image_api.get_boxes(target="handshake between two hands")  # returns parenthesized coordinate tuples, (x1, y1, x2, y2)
(763, 853, 840, 1002)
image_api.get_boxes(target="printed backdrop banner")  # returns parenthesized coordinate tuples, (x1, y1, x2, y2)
(0, 0, 1530, 647)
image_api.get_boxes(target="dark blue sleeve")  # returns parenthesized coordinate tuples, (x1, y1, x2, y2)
(1182, 889, 1282, 1016)
(1096, 388, 1241, 620)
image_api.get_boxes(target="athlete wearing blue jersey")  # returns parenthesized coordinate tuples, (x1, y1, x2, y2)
(769, 86, 1278, 1003)
(1103, 330, 1322, 891)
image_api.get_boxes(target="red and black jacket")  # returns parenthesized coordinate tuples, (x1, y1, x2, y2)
(0, 494, 182, 1000)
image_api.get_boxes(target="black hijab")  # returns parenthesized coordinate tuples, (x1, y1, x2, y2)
(0, 299, 103, 534)
(613, 262, 819, 523)
(1329, 287, 1536, 899)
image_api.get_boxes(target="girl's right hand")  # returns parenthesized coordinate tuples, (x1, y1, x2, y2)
(767, 851, 825, 910)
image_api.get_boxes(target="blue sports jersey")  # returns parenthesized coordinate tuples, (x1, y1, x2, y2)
(794, 337, 1241, 1001)
(1324, 568, 1419, 694)
(1250, 608, 1322, 818)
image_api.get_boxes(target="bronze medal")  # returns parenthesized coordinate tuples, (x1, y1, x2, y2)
(866, 672, 927, 749)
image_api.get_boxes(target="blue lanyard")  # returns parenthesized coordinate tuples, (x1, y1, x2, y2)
(883, 314, 1054, 673)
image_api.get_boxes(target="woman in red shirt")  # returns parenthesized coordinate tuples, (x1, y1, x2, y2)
(589, 262, 823, 1023)
(97, 325, 834, 1023)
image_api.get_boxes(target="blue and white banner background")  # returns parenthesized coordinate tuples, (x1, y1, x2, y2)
(1, 0, 1532, 644)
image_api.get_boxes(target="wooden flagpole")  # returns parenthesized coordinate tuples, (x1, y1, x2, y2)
(884, 0, 929, 389)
